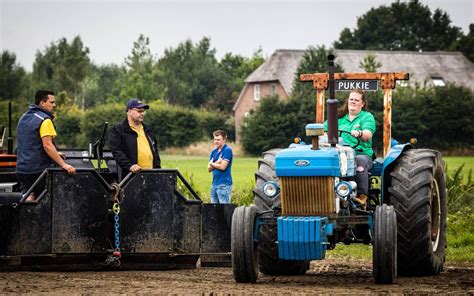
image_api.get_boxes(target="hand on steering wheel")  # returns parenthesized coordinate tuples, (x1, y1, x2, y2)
(338, 130, 361, 149)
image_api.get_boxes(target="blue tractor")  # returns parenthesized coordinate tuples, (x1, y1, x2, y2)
(231, 55, 447, 284)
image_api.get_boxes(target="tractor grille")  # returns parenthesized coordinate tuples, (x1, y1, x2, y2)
(280, 176, 335, 215)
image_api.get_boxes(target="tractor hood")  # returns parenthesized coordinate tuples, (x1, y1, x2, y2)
(275, 144, 355, 177)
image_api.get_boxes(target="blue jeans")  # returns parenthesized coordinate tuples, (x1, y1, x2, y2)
(210, 184, 232, 204)
(355, 155, 373, 195)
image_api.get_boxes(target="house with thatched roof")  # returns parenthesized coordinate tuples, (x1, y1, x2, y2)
(232, 49, 474, 140)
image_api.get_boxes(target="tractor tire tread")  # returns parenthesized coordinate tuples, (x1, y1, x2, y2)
(388, 149, 447, 276)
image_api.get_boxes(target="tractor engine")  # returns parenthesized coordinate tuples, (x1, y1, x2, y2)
(275, 137, 356, 216)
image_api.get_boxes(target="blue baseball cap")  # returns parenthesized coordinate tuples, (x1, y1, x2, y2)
(126, 98, 149, 111)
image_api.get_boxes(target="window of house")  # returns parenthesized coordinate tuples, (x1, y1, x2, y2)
(431, 77, 446, 87)
(254, 84, 261, 101)
(271, 83, 277, 95)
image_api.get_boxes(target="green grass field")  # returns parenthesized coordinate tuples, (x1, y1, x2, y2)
(445, 156, 474, 181)
(162, 155, 258, 201)
(162, 155, 474, 200)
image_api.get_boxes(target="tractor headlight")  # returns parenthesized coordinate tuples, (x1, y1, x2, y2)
(263, 181, 279, 198)
(335, 181, 353, 198)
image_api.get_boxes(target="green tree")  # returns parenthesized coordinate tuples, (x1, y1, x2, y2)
(359, 53, 382, 73)
(116, 34, 164, 102)
(334, 0, 462, 52)
(221, 48, 265, 87)
(291, 46, 344, 126)
(0, 51, 26, 101)
(391, 84, 474, 151)
(420, 84, 474, 149)
(54, 105, 85, 147)
(453, 24, 474, 62)
(32, 36, 91, 107)
(81, 64, 124, 107)
(207, 49, 264, 112)
(158, 37, 221, 107)
(241, 96, 301, 155)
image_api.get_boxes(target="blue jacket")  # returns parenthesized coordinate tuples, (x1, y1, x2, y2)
(16, 104, 55, 174)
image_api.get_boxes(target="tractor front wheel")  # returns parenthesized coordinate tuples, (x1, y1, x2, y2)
(373, 204, 397, 284)
(231, 206, 259, 283)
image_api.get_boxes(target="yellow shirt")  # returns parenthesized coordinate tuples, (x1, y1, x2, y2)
(39, 119, 57, 138)
(130, 124, 154, 169)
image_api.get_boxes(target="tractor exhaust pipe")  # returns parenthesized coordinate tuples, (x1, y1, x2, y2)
(327, 55, 338, 147)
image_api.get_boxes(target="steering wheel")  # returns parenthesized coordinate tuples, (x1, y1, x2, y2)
(338, 130, 361, 149)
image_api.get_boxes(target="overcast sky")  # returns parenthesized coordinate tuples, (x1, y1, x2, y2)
(1, 0, 472, 71)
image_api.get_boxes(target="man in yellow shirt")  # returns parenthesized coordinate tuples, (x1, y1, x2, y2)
(16, 90, 76, 202)
(110, 98, 161, 180)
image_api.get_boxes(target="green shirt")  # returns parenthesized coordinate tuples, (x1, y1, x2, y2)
(324, 110, 376, 157)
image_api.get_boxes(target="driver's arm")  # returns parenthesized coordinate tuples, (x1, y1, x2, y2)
(351, 130, 372, 142)
(360, 130, 373, 142)
(353, 113, 376, 142)
(351, 129, 373, 142)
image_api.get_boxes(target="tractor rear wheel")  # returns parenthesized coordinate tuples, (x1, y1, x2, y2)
(254, 149, 309, 276)
(388, 149, 447, 276)
(373, 204, 397, 284)
(231, 206, 259, 283)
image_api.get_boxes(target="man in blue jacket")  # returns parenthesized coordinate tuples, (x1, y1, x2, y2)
(208, 130, 233, 204)
(16, 90, 76, 202)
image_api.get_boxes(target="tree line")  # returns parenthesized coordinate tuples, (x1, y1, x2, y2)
(334, 0, 473, 61)
(1, 35, 264, 113)
(1, 0, 473, 152)
(0, 35, 262, 147)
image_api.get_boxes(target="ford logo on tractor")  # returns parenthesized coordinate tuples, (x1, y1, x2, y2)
(295, 160, 310, 167)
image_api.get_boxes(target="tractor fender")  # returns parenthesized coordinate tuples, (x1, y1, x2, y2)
(380, 143, 413, 203)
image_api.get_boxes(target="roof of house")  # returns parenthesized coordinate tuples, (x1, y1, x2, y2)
(233, 49, 474, 111)
(244, 49, 306, 95)
(233, 49, 305, 111)
(335, 49, 474, 91)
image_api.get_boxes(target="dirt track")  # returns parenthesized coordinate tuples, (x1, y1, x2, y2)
(1, 259, 473, 294)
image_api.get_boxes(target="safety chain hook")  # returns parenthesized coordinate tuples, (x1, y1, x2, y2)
(113, 203, 121, 256)
(111, 183, 122, 204)
(105, 202, 122, 267)
(105, 183, 123, 267)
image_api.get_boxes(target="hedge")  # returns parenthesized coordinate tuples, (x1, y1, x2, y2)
(54, 101, 234, 149)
